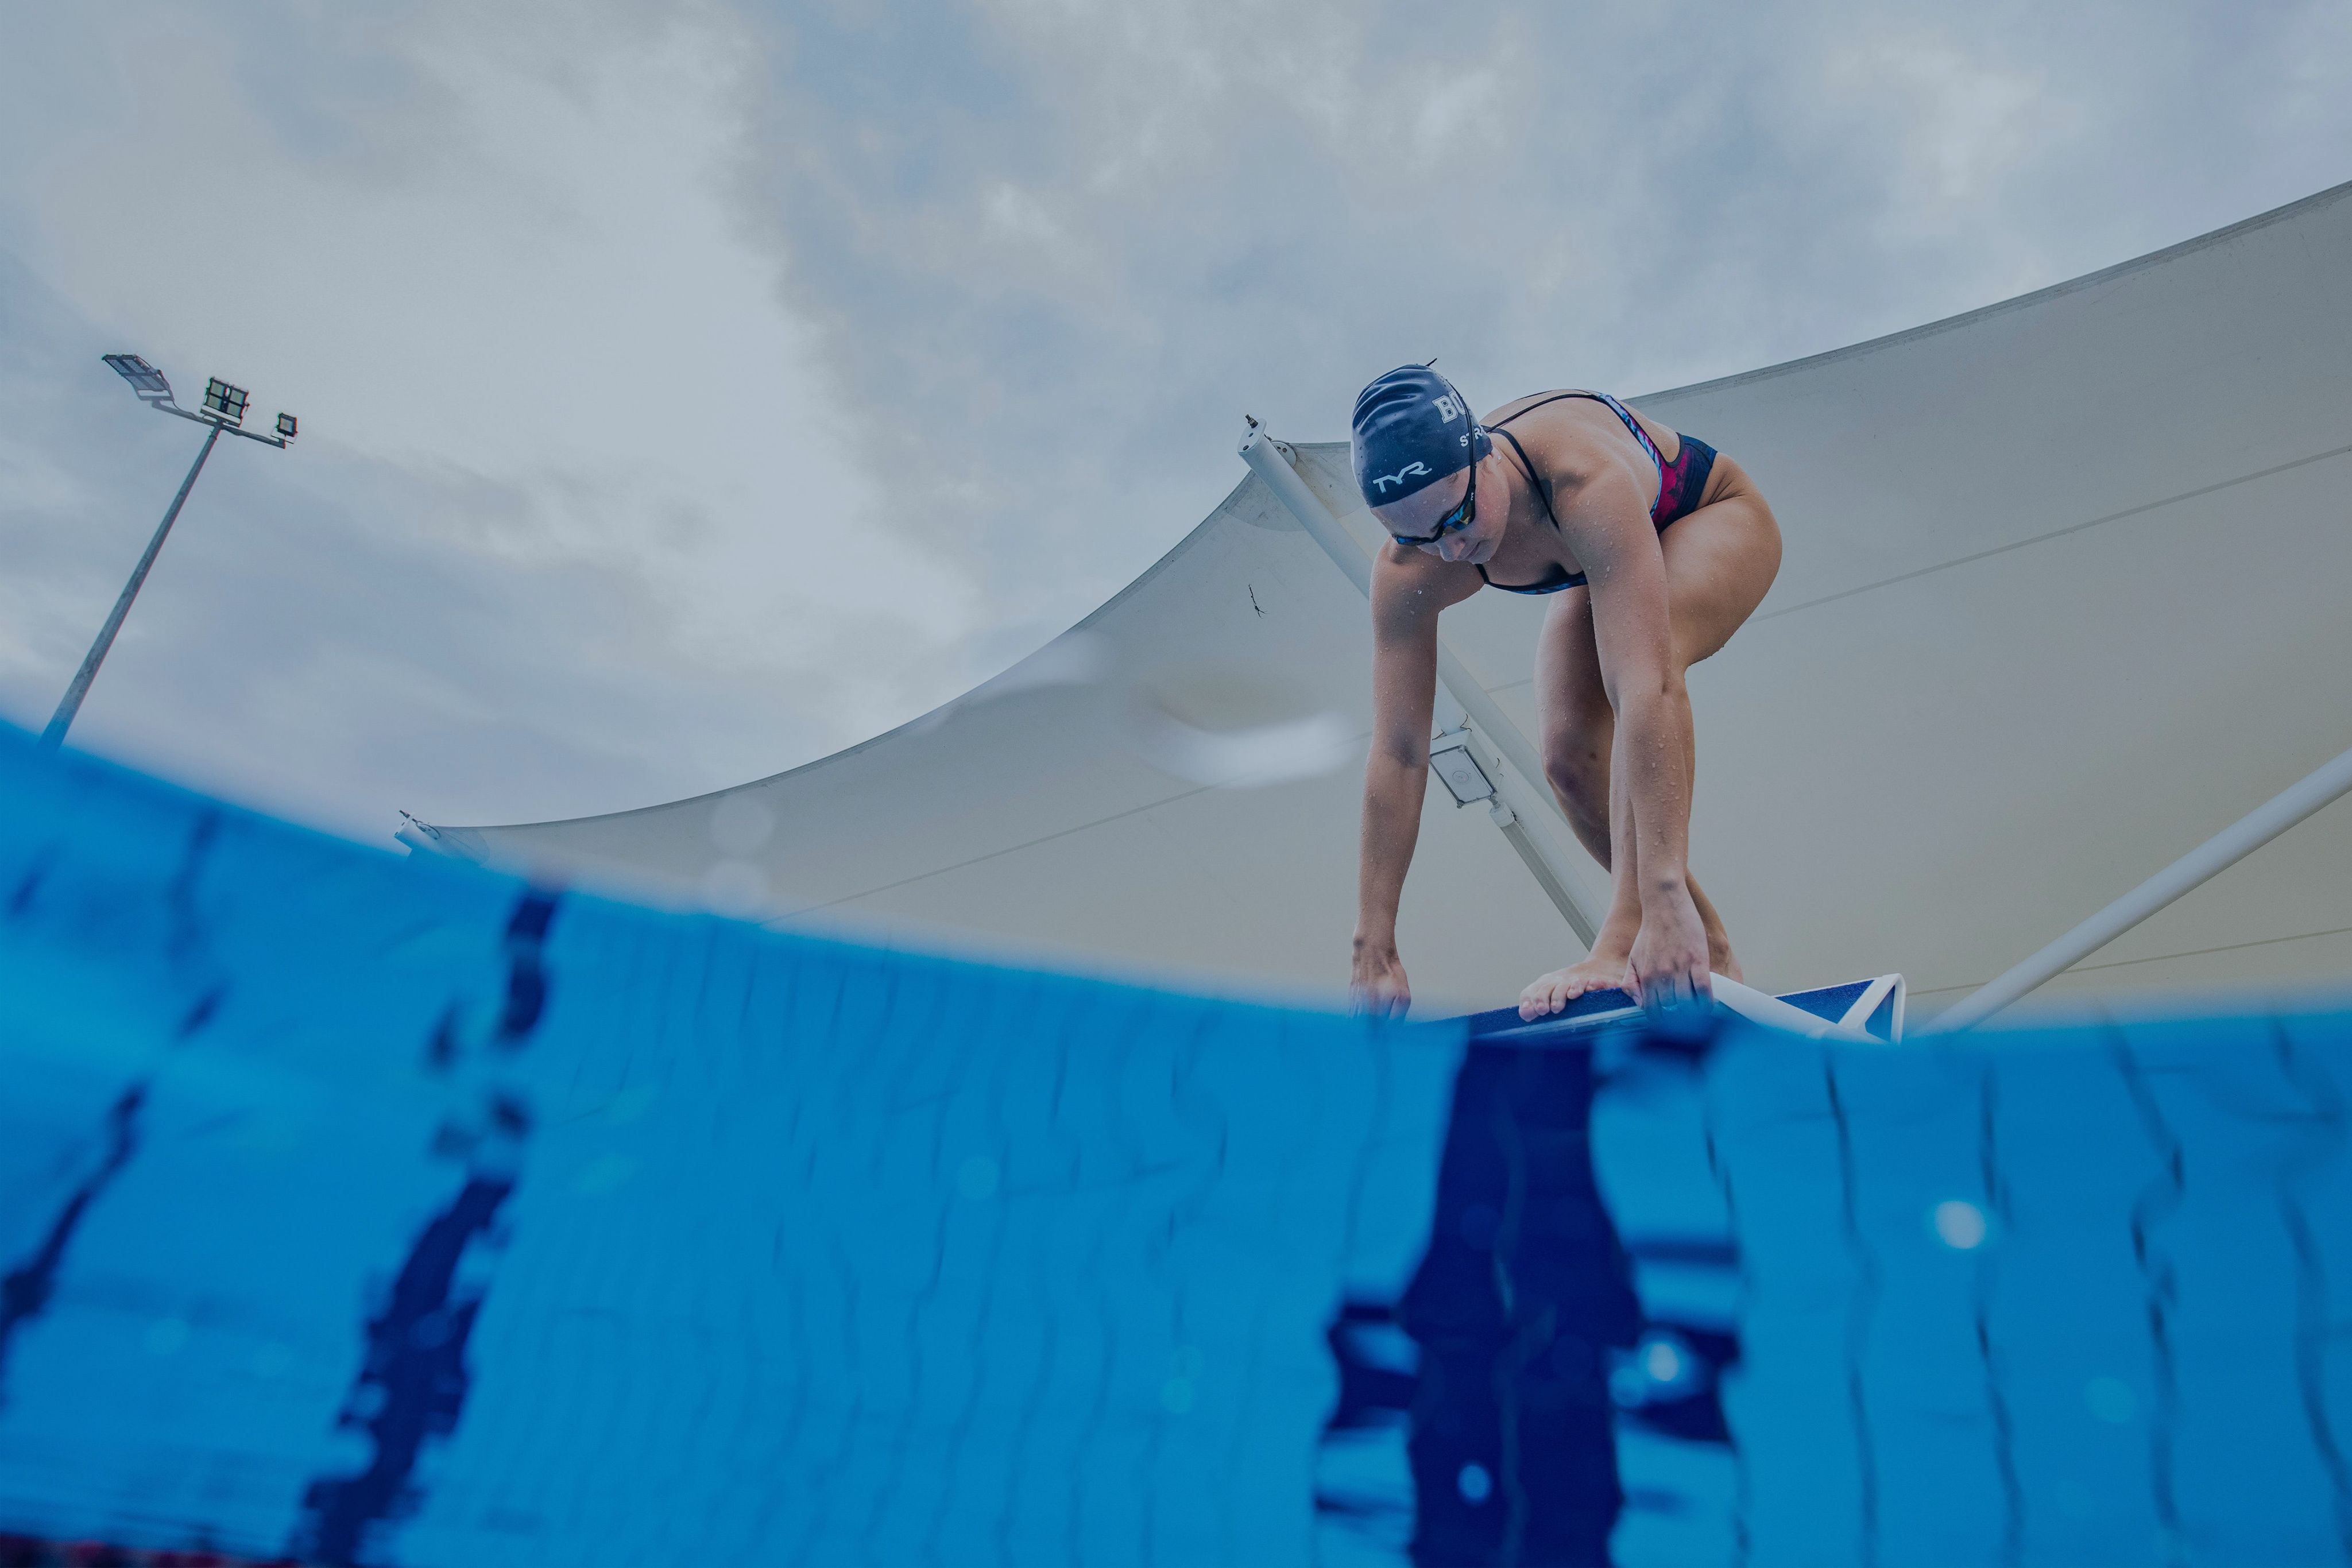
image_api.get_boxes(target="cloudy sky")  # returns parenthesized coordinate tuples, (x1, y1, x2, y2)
(3, 0, 2347, 845)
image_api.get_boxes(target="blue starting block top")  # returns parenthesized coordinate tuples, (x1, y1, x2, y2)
(1463, 974, 1907, 1046)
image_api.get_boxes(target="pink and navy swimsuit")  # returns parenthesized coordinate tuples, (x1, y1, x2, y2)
(1476, 391, 1719, 595)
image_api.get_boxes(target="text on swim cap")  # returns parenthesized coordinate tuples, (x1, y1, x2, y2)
(1371, 462, 1431, 493)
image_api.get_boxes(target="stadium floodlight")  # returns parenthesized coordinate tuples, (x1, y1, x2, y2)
(42, 354, 301, 749)
(202, 377, 249, 425)
(103, 353, 173, 403)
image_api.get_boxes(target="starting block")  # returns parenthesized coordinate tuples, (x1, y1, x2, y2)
(1464, 973, 1906, 1046)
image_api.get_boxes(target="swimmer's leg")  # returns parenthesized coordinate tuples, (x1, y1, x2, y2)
(1522, 590, 1639, 1017)
(1520, 475, 1779, 1017)
(1648, 460, 1781, 984)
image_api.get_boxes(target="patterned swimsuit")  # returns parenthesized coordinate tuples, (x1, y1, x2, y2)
(1476, 391, 1719, 595)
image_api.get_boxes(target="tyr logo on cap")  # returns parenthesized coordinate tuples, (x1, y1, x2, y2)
(1350, 363, 1490, 507)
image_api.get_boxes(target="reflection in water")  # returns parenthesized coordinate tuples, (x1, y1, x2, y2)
(1398, 1042, 1640, 1567)
(1321, 1033, 1747, 1567)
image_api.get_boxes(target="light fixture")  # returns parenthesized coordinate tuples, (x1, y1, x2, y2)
(202, 377, 250, 425)
(43, 354, 300, 748)
(103, 353, 174, 403)
(1429, 731, 1498, 806)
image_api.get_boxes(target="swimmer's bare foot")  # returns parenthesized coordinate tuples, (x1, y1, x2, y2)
(1519, 948, 1633, 1021)
(1690, 880, 1741, 984)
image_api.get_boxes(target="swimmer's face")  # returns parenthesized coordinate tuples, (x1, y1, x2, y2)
(1372, 455, 1503, 566)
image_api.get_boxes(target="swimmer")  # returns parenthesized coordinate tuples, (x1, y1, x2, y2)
(1344, 365, 1781, 1021)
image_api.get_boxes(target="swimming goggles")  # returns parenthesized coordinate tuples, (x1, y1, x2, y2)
(1388, 447, 1479, 547)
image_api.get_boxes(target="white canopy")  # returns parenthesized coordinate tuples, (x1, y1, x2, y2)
(420, 181, 2352, 1018)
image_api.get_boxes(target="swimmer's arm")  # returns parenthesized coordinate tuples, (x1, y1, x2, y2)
(1356, 551, 1473, 1000)
(1568, 481, 1710, 999)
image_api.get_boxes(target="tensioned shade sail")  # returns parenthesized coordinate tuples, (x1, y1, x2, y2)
(421, 182, 2352, 1018)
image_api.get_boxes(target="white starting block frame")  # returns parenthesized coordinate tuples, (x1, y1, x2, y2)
(1463, 973, 1906, 1047)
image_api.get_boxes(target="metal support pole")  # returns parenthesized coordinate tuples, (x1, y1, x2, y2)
(43, 422, 222, 748)
(1237, 419, 1606, 946)
(1713, 975, 1879, 1043)
(1930, 740, 2352, 1032)
(1486, 796, 1599, 946)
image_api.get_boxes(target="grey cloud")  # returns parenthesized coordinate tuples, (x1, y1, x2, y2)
(742, 0, 2352, 639)
(4, 0, 2347, 843)
(2, 2, 995, 842)
(0, 254, 840, 841)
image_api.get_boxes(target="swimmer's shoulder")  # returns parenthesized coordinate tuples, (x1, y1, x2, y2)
(1482, 390, 1616, 469)
(1372, 543, 1481, 617)
(1489, 389, 1676, 483)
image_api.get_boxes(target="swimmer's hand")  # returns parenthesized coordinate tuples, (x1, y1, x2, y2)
(1350, 935, 1412, 1019)
(1627, 884, 1712, 1016)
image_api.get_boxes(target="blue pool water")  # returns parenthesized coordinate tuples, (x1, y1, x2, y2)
(0, 727, 2345, 1566)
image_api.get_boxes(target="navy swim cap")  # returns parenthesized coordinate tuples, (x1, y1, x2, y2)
(1350, 365, 1490, 509)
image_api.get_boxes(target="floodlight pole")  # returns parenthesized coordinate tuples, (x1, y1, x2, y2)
(44, 357, 295, 750)
(42, 425, 223, 748)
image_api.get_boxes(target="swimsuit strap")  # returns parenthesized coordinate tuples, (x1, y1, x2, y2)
(1475, 557, 1585, 595)
(1491, 390, 1666, 480)
(1478, 428, 1580, 592)
(1475, 393, 1672, 597)
(1492, 428, 1557, 528)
